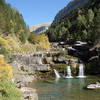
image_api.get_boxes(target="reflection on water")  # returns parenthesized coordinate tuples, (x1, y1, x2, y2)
(78, 78, 85, 88)
(55, 78, 59, 84)
(29, 77, 100, 100)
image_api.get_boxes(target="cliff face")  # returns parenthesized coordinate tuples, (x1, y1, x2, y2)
(30, 22, 51, 34)
(53, 0, 88, 24)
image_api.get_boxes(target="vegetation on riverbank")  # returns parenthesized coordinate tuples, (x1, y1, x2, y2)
(0, 80, 22, 100)
(0, 56, 22, 100)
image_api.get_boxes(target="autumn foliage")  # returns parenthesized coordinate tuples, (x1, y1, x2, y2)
(28, 33, 50, 51)
(0, 56, 12, 79)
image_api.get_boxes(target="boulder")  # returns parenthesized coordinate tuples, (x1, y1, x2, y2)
(87, 82, 100, 90)
(21, 87, 38, 100)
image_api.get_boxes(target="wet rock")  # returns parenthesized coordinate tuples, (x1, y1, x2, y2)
(68, 41, 99, 62)
(53, 56, 67, 64)
(87, 82, 100, 90)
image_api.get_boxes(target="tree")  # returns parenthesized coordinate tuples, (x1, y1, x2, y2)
(87, 9, 94, 24)
(94, 9, 100, 44)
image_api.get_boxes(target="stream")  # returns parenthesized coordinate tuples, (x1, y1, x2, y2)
(29, 76, 100, 100)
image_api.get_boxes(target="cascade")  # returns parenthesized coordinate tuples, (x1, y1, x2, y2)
(77, 64, 86, 78)
(54, 69, 61, 78)
(65, 66, 73, 78)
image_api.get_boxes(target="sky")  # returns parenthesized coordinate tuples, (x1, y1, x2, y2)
(6, 0, 71, 26)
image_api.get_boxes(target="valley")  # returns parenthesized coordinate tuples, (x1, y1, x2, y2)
(0, 0, 100, 100)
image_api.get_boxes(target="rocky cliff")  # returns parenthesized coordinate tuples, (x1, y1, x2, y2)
(30, 22, 51, 34)
(53, 0, 88, 24)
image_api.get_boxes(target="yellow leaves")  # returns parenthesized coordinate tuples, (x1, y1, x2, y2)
(0, 37, 20, 53)
(0, 56, 12, 79)
(0, 37, 10, 49)
(30, 34, 50, 51)
(6, 38, 19, 48)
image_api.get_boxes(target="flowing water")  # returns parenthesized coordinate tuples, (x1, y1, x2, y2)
(54, 69, 61, 78)
(77, 64, 86, 78)
(65, 66, 73, 78)
(38, 57, 42, 65)
(29, 76, 100, 100)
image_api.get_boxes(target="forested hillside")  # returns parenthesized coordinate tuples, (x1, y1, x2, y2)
(53, 0, 88, 23)
(0, 0, 29, 43)
(0, 0, 50, 54)
(46, 0, 100, 45)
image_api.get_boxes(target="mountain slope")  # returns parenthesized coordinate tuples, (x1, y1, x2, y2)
(46, 0, 100, 44)
(0, 0, 50, 53)
(0, 0, 30, 43)
(53, 0, 88, 24)
(30, 22, 51, 34)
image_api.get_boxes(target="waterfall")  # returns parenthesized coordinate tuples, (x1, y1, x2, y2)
(54, 69, 61, 78)
(39, 58, 42, 65)
(37, 57, 42, 65)
(77, 64, 86, 78)
(65, 66, 73, 78)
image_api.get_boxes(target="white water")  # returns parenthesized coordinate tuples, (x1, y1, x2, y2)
(37, 57, 42, 65)
(77, 64, 86, 78)
(65, 66, 73, 78)
(54, 69, 61, 78)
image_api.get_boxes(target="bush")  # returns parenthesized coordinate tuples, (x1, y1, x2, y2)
(0, 80, 22, 100)
(0, 56, 12, 79)
(20, 66, 25, 71)
(59, 48, 68, 56)
(0, 47, 8, 56)
(28, 33, 50, 51)
(0, 57, 22, 100)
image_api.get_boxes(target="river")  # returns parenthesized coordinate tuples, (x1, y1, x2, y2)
(29, 76, 100, 100)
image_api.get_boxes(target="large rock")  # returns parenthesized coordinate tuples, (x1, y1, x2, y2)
(53, 56, 68, 64)
(87, 82, 100, 90)
(86, 58, 100, 75)
(68, 41, 98, 62)
(21, 87, 38, 100)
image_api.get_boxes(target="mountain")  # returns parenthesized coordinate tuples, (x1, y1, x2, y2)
(30, 22, 51, 34)
(53, 0, 88, 24)
(46, 0, 100, 44)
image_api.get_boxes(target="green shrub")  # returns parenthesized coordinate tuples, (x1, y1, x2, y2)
(0, 80, 22, 100)
(20, 66, 25, 71)
(0, 47, 8, 56)
(59, 49, 68, 56)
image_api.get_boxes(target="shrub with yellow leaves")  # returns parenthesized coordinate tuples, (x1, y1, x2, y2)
(0, 56, 12, 79)
(28, 34, 50, 52)
(0, 37, 10, 49)
(0, 36, 20, 54)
